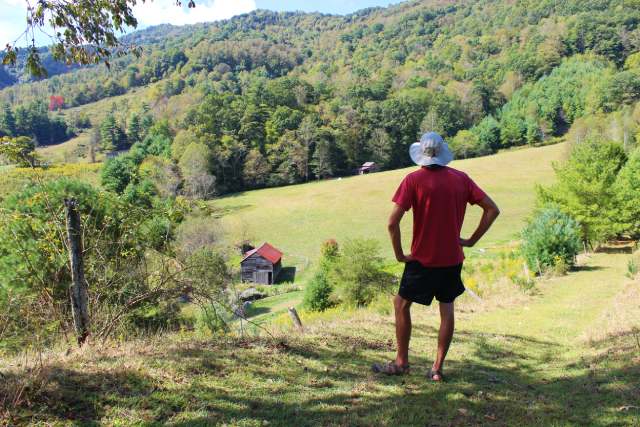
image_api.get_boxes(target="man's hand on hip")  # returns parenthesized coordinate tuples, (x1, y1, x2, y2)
(397, 253, 415, 263)
(459, 237, 475, 247)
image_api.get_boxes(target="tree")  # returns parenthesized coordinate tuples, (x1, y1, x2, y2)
(613, 148, 640, 238)
(99, 114, 124, 152)
(330, 238, 395, 307)
(171, 129, 199, 161)
(538, 140, 627, 245)
(367, 128, 392, 168)
(473, 116, 501, 151)
(449, 130, 491, 159)
(101, 155, 136, 193)
(310, 138, 334, 180)
(179, 143, 216, 199)
(243, 148, 270, 188)
(127, 114, 141, 145)
(3, 0, 195, 77)
(0, 104, 16, 136)
(139, 156, 181, 199)
(0, 136, 38, 167)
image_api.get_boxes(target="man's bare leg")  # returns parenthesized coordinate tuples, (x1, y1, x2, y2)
(394, 294, 412, 367)
(432, 302, 455, 377)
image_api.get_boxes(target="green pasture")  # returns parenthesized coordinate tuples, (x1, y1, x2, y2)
(214, 143, 567, 271)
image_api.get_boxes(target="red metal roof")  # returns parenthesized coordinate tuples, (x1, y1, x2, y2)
(242, 243, 283, 264)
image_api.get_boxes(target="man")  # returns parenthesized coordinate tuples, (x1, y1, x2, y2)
(372, 131, 500, 381)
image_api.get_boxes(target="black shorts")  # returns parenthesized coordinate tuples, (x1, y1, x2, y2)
(398, 261, 465, 306)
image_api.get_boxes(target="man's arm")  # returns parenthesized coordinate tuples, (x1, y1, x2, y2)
(388, 204, 414, 263)
(460, 195, 500, 247)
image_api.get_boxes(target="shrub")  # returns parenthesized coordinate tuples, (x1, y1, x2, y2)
(521, 208, 581, 274)
(0, 178, 190, 352)
(331, 238, 396, 307)
(303, 270, 334, 312)
(303, 239, 339, 312)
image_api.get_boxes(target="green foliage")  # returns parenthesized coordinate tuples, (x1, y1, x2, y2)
(613, 148, 640, 238)
(330, 238, 395, 307)
(521, 208, 581, 274)
(499, 56, 613, 144)
(0, 179, 159, 349)
(0, 136, 38, 167)
(303, 239, 340, 312)
(538, 140, 627, 244)
(101, 155, 136, 193)
(0, 102, 72, 146)
(0, 104, 16, 136)
(472, 116, 501, 152)
(303, 270, 334, 312)
(99, 113, 126, 152)
(3, 0, 147, 77)
(449, 129, 491, 159)
(4, 1, 640, 197)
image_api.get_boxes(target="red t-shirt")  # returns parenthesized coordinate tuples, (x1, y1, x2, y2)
(392, 166, 487, 267)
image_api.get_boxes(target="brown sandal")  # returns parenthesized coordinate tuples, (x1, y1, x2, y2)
(427, 368, 444, 382)
(372, 361, 410, 375)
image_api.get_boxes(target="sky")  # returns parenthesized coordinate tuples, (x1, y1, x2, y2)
(1, 0, 402, 48)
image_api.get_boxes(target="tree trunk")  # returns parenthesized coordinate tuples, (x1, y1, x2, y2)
(65, 198, 90, 346)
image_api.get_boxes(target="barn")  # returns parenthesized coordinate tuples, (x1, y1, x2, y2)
(240, 243, 283, 285)
(358, 161, 378, 175)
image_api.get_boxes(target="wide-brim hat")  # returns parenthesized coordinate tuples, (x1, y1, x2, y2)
(409, 131, 453, 166)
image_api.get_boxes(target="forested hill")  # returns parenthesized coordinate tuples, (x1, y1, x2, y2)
(2, 0, 640, 195)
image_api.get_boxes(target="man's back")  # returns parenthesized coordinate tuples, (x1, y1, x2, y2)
(392, 166, 486, 267)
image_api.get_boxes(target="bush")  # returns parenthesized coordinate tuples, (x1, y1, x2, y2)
(303, 270, 334, 312)
(0, 178, 191, 352)
(303, 239, 339, 312)
(521, 208, 581, 274)
(331, 238, 396, 307)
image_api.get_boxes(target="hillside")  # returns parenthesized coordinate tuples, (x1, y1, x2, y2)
(2, 248, 639, 425)
(2, 0, 640, 197)
(214, 143, 567, 270)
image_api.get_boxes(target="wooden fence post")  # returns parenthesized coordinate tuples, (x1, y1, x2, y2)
(288, 307, 303, 331)
(64, 198, 89, 346)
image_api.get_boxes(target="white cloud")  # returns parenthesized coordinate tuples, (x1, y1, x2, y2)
(133, 0, 257, 27)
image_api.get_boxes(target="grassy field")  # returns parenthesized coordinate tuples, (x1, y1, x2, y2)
(0, 162, 102, 198)
(35, 132, 107, 165)
(214, 143, 568, 273)
(2, 142, 639, 425)
(2, 250, 638, 426)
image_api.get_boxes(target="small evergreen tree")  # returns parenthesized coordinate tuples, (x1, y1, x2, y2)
(521, 208, 581, 274)
(0, 104, 16, 136)
(613, 148, 640, 238)
(303, 239, 340, 312)
(127, 113, 141, 145)
(537, 140, 627, 245)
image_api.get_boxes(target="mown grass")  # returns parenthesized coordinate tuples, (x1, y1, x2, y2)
(213, 143, 567, 274)
(2, 252, 638, 426)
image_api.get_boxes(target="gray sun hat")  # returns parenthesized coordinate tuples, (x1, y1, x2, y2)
(409, 131, 454, 167)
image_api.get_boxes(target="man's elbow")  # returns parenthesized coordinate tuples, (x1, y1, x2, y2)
(387, 219, 400, 231)
(491, 205, 501, 218)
